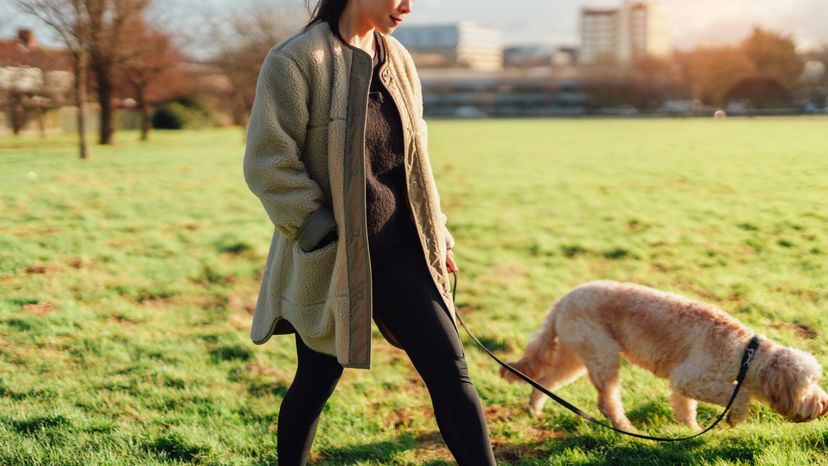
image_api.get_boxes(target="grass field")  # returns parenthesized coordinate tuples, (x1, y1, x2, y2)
(1, 118, 827, 465)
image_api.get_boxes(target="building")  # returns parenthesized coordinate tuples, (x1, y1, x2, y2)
(0, 29, 73, 94)
(416, 66, 590, 117)
(0, 29, 74, 135)
(504, 44, 578, 68)
(392, 21, 503, 71)
(580, 1, 671, 65)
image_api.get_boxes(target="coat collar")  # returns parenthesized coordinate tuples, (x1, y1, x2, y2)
(319, 20, 397, 121)
(326, 20, 386, 65)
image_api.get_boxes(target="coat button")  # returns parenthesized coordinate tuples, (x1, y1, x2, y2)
(353, 227, 359, 237)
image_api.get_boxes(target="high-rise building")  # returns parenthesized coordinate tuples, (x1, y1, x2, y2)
(580, 1, 671, 65)
(392, 21, 503, 71)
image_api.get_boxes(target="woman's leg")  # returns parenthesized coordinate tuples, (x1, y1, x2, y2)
(277, 332, 344, 466)
(372, 244, 497, 466)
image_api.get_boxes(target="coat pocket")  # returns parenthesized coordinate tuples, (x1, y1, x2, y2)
(281, 238, 338, 306)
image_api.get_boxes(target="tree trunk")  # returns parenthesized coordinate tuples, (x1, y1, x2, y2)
(94, 64, 115, 145)
(138, 88, 151, 141)
(232, 91, 249, 127)
(75, 51, 90, 159)
(37, 103, 46, 139)
(11, 95, 24, 135)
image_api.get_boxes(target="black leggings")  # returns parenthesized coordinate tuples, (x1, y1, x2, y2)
(277, 242, 496, 465)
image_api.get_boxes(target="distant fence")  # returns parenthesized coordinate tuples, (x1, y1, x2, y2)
(0, 105, 143, 136)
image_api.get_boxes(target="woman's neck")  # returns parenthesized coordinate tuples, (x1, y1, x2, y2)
(338, 3, 376, 57)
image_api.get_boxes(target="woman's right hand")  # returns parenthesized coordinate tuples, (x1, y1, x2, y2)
(310, 229, 338, 251)
(446, 250, 458, 273)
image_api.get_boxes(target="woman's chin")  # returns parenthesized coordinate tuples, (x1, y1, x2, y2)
(376, 24, 395, 34)
(376, 17, 402, 34)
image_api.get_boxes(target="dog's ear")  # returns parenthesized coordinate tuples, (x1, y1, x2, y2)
(760, 347, 819, 419)
(500, 359, 537, 381)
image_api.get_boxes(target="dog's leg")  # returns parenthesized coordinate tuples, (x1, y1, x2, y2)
(669, 390, 700, 430)
(671, 368, 751, 427)
(576, 347, 635, 431)
(564, 330, 635, 431)
(528, 343, 587, 416)
(589, 363, 635, 431)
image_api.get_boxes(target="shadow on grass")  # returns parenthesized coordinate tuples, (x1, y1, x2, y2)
(315, 439, 408, 465)
(502, 399, 755, 464)
(626, 400, 675, 425)
(8, 414, 73, 434)
(247, 380, 289, 398)
(314, 431, 454, 465)
(310, 416, 759, 465)
(504, 432, 758, 465)
(2, 414, 74, 447)
(145, 431, 212, 463)
(470, 335, 512, 353)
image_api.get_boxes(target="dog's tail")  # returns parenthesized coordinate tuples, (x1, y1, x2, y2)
(500, 300, 560, 382)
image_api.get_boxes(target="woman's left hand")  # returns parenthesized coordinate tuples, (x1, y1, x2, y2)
(446, 250, 458, 273)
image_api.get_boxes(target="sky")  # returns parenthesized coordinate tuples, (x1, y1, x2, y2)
(3, 0, 827, 51)
(403, 0, 828, 49)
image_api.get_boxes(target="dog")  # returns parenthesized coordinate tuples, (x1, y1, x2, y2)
(500, 280, 828, 431)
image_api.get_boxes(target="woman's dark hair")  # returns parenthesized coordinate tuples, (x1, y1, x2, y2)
(305, 0, 347, 30)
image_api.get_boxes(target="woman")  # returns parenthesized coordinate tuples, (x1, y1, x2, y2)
(243, 0, 496, 464)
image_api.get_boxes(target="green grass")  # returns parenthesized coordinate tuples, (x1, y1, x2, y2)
(1, 119, 827, 465)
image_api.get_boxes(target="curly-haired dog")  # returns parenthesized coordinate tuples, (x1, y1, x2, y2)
(500, 280, 828, 431)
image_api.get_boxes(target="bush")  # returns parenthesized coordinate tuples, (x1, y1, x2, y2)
(151, 105, 183, 129)
(151, 98, 218, 129)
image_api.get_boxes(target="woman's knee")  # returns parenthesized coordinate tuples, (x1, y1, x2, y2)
(414, 352, 473, 388)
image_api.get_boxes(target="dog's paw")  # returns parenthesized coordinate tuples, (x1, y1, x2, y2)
(613, 421, 638, 434)
(726, 406, 748, 427)
(726, 412, 745, 427)
(527, 403, 544, 418)
(725, 395, 750, 427)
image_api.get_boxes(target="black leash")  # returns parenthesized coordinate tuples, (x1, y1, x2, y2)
(449, 270, 761, 442)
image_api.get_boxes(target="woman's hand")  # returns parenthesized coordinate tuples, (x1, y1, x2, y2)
(446, 250, 458, 273)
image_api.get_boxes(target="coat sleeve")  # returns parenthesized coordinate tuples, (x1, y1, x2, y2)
(243, 49, 336, 249)
(411, 66, 456, 252)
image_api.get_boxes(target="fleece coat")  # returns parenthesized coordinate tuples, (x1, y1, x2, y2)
(243, 21, 456, 369)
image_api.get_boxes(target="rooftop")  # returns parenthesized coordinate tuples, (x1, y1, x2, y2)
(0, 29, 72, 70)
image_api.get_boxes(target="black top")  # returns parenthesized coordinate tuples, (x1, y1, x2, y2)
(331, 23, 420, 269)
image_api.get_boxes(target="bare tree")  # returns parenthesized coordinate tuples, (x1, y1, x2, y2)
(119, 23, 184, 141)
(13, 0, 92, 159)
(207, 0, 305, 126)
(86, 0, 150, 145)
